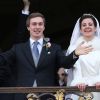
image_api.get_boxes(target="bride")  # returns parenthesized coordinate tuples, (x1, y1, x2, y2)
(66, 14, 100, 100)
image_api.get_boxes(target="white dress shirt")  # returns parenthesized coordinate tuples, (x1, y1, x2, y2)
(29, 37, 43, 87)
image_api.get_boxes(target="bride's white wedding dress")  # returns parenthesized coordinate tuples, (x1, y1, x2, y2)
(70, 36, 100, 100)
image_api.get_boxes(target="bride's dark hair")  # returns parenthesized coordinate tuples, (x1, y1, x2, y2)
(79, 13, 97, 28)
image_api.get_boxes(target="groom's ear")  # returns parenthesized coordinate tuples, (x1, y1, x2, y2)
(27, 27, 30, 31)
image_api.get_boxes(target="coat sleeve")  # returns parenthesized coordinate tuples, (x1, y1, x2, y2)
(14, 13, 29, 43)
(0, 45, 16, 66)
(56, 44, 78, 69)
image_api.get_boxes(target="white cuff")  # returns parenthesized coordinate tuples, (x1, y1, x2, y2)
(22, 10, 29, 15)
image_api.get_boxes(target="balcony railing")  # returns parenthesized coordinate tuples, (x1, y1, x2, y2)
(0, 86, 99, 100)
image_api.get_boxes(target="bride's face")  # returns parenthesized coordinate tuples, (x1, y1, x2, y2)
(80, 18, 96, 38)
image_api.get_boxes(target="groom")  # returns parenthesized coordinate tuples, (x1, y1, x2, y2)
(0, 12, 92, 100)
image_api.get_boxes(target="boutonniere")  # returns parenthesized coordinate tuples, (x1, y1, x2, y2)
(43, 37, 51, 54)
(46, 42, 51, 48)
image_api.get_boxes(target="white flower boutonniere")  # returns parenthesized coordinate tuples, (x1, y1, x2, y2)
(46, 42, 51, 48)
(44, 37, 51, 54)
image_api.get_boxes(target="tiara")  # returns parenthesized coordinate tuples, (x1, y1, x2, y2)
(83, 13, 94, 17)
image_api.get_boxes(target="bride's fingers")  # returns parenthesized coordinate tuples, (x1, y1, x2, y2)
(96, 82, 100, 89)
(76, 84, 86, 92)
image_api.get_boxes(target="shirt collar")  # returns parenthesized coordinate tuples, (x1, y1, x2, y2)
(30, 37, 43, 46)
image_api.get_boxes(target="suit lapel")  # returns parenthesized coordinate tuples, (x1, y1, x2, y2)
(37, 41, 47, 67)
(23, 40, 49, 68)
(24, 41, 36, 67)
